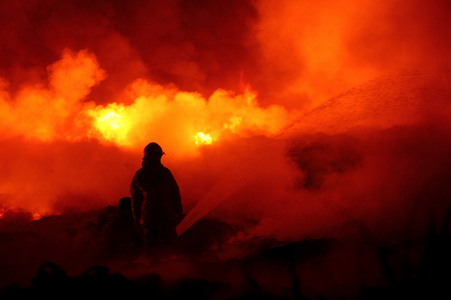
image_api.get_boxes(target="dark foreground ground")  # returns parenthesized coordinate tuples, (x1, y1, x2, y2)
(0, 205, 450, 300)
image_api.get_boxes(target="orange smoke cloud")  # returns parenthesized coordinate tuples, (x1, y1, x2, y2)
(85, 79, 292, 157)
(252, 0, 451, 109)
(1, 48, 293, 152)
(0, 49, 105, 142)
(0, 48, 295, 216)
(0, 0, 450, 246)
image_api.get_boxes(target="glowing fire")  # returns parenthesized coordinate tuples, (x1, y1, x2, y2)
(87, 104, 130, 146)
(0, 47, 298, 216)
(1, 3, 451, 297)
(98, 112, 123, 130)
(79, 71, 291, 155)
(195, 132, 213, 145)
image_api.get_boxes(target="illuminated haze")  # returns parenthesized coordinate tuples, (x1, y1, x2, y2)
(0, 0, 450, 243)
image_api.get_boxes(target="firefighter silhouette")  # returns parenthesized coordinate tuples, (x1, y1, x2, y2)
(130, 142, 183, 256)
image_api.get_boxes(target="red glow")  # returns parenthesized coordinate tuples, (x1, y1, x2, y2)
(1, 1, 451, 298)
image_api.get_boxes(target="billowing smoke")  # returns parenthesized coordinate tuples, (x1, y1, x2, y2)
(0, 47, 291, 216)
(253, 0, 451, 108)
(181, 70, 451, 244)
(1, 1, 451, 298)
(0, 0, 450, 251)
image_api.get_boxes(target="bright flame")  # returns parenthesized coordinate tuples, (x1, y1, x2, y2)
(0, 48, 293, 158)
(0, 49, 296, 214)
(98, 112, 122, 129)
(82, 76, 293, 156)
(86, 103, 131, 146)
(195, 132, 213, 145)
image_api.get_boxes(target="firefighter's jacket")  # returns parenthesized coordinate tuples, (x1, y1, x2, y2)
(130, 162, 182, 226)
